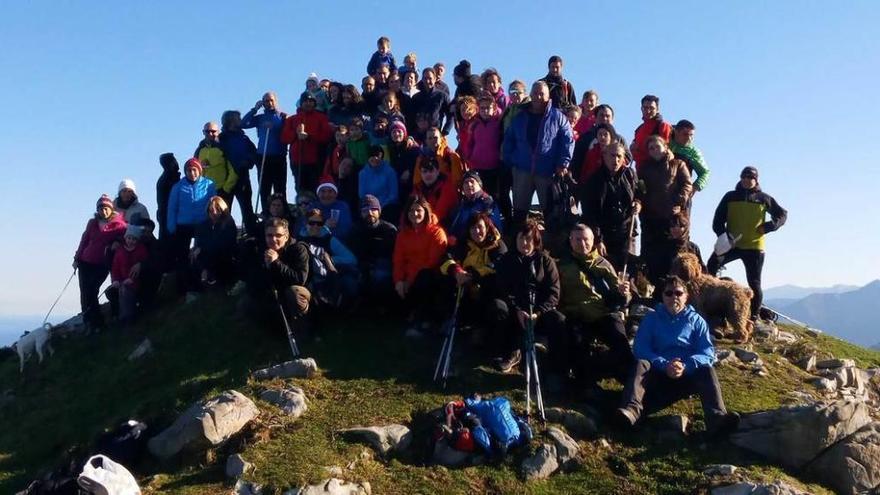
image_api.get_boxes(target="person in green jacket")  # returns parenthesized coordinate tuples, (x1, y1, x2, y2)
(194, 122, 238, 204)
(708, 166, 787, 320)
(669, 120, 710, 204)
(558, 223, 634, 383)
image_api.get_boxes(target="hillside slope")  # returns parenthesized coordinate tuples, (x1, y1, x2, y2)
(2, 291, 879, 494)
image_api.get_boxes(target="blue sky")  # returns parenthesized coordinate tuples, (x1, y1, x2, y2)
(0, 1, 877, 332)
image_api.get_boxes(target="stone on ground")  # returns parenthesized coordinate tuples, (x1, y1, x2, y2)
(289, 478, 371, 495)
(521, 443, 559, 480)
(337, 425, 412, 457)
(544, 407, 597, 438)
(816, 358, 855, 369)
(545, 426, 580, 466)
(807, 421, 880, 495)
(703, 464, 737, 477)
(234, 479, 263, 495)
(710, 480, 809, 495)
(252, 358, 318, 380)
(260, 386, 307, 418)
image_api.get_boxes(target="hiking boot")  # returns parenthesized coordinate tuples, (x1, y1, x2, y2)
(707, 412, 740, 440)
(612, 407, 637, 430)
(498, 349, 522, 374)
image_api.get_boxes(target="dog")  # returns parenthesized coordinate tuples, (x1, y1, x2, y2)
(16, 323, 54, 373)
(669, 252, 754, 343)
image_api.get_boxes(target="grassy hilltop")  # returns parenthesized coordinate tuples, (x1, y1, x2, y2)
(2, 291, 879, 494)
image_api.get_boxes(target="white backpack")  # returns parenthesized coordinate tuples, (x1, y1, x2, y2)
(77, 455, 141, 495)
(713, 232, 742, 257)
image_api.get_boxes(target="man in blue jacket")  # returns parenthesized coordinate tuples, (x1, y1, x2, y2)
(242, 92, 288, 212)
(502, 81, 574, 227)
(615, 276, 739, 437)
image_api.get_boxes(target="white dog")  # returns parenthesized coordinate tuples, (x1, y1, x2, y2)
(16, 323, 54, 373)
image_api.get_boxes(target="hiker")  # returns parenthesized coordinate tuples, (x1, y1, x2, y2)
(328, 85, 365, 127)
(631, 94, 673, 171)
(669, 119, 710, 208)
(481, 68, 509, 112)
(166, 159, 217, 293)
(440, 212, 507, 329)
(367, 113, 391, 150)
(413, 127, 467, 190)
(218, 110, 259, 235)
(387, 120, 419, 195)
(497, 80, 529, 222)
(454, 95, 478, 157)
(350, 195, 398, 305)
(312, 182, 353, 240)
(565, 106, 583, 142)
(107, 225, 150, 325)
(572, 104, 632, 177)
(557, 224, 634, 383)
(156, 153, 180, 241)
(74, 194, 127, 331)
(282, 92, 333, 194)
(637, 136, 692, 290)
(432, 62, 451, 97)
(645, 212, 706, 286)
(296, 73, 331, 113)
(241, 91, 287, 209)
(194, 121, 238, 205)
(615, 276, 740, 438)
(361, 76, 381, 116)
(502, 81, 574, 225)
(412, 158, 458, 224)
(574, 89, 599, 136)
(114, 179, 150, 224)
(462, 96, 503, 211)
(708, 166, 787, 320)
(377, 92, 406, 127)
(358, 145, 399, 223)
(299, 209, 359, 309)
(191, 196, 238, 288)
(366, 36, 396, 77)
(491, 221, 566, 375)
(392, 195, 449, 336)
(539, 55, 576, 108)
(410, 68, 453, 136)
(576, 122, 627, 185)
(447, 170, 503, 243)
(398, 51, 419, 82)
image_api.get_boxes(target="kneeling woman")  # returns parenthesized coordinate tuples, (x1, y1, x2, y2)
(440, 212, 507, 328)
(299, 209, 359, 309)
(192, 196, 238, 288)
(392, 195, 449, 335)
(492, 220, 566, 374)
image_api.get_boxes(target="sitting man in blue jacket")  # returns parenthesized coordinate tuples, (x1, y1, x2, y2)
(615, 275, 739, 438)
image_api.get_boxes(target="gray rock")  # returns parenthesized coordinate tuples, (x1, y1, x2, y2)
(147, 390, 260, 459)
(544, 407, 597, 438)
(431, 439, 471, 467)
(807, 421, 880, 494)
(816, 358, 856, 369)
(703, 464, 737, 477)
(226, 454, 253, 478)
(730, 399, 871, 469)
(786, 391, 816, 404)
(290, 478, 371, 495)
(831, 367, 865, 394)
(127, 338, 153, 361)
(753, 320, 778, 340)
(260, 387, 307, 418)
(521, 443, 558, 480)
(338, 425, 412, 457)
(234, 479, 263, 495)
(812, 377, 838, 393)
(253, 358, 318, 380)
(545, 427, 580, 466)
(797, 355, 816, 372)
(716, 349, 740, 366)
(775, 331, 798, 344)
(733, 347, 761, 364)
(711, 481, 809, 495)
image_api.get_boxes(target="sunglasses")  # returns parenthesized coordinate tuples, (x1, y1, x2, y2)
(297, 201, 310, 206)
(663, 290, 686, 297)
(308, 220, 325, 226)
(203, 130, 218, 134)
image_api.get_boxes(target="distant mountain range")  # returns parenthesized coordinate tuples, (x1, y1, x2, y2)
(765, 281, 880, 347)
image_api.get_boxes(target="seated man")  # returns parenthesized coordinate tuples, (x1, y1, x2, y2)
(615, 276, 739, 437)
(350, 195, 398, 304)
(557, 224, 634, 382)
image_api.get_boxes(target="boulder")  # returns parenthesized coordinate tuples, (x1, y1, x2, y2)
(830, 367, 865, 394)
(807, 421, 880, 494)
(147, 390, 260, 459)
(775, 331, 798, 344)
(545, 427, 580, 466)
(290, 478, 371, 495)
(234, 479, 263, 495)
(226, 454, 254, 478)
(796, 355, 816, 372)
(716, 349, 740, 366)
(816, 358, 855, 369)
(521, 443, 558, 480)
(337, 425, 412, 457)
(703, 464, 737, 477)
(252, 358, 318, 380)
(812, 377, 838, 393)
(545, 407, 597, 439)
(260, 387, 308, 419)
(127, 338, 153, 361)
(753, 320, 778, 340)
(710, 480, 809, 495)
(729, 399, 871, 469)
(733, 347, 761, 364)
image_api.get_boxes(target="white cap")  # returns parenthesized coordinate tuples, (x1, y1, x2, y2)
(118, 178, 137, 195)
(307, 72, 319, 82)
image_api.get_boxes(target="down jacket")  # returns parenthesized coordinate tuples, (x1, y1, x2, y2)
(502, 104, 574, 178)
(392, 213, 448, 285)
(166, 176, 216, 234)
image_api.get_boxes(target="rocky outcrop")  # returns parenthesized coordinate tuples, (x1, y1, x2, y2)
(807, 421, 880, 495)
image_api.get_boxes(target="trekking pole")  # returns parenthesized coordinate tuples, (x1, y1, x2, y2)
(272, 288, 301, 358)
(525, 286, 546, 423)
(761, 305, 821, 333)
(620, 207, 638, 278)
(254, 125, 271, 214)
(43, 269, 77, 324)
(433, 286, 464, 386)
(296, 123, 305, 193)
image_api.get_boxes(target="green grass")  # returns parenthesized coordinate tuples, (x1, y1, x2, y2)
(0, 294, 864, 494)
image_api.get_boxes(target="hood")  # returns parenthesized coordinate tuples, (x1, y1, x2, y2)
(159, 153, 180, 173)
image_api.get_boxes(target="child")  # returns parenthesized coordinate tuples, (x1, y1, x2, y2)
(358, 146, 399, 222)
(398, 52, 418, 81)
(366, 36, 396, 76)
(298, 73, 331, 113)
(109, 225, 150, 324)
(324, 125, 351, 185)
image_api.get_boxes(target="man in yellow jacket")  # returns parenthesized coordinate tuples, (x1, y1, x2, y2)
(194, 122, 238, 204)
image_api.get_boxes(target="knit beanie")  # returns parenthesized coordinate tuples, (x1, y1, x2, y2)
(118, 178, 137, 195)
(361, 194, 382, 211)
(389, 120, 408, 139)
(184, 158, 203, 175)
(462, 169, 483, 188)
(316, 182, 338, 194)
(307, 72, 319, 83)
(453, 60, 471, 78)
(96, 194, 114, 210)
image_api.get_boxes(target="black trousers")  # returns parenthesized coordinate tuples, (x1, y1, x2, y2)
(402, 269, 452, 322)
(78, 261, 109, 328)
(255, 153, 287, 213)
(601, 230, 632, 275)
(620, 360, 727, 426)
(291, 162, 322, 195)
(231, 172, 257, 235)
(573, 315, 635, 381)
(168, 225, 196, 294)
(490, 300, 567, 374)
(496, 165, 514, 226)
(708, 248, 765, 318)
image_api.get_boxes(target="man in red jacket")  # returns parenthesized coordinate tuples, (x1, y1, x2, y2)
(631, 94, 672, 171)
(282, 92, 333, 194)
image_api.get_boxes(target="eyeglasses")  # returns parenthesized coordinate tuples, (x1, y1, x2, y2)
(203, 130, 218, 134)
(663, 289, 686, 297)
(308, 221, 325, 226)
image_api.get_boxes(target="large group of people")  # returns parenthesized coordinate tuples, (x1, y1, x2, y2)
(72, 36, 789, 435)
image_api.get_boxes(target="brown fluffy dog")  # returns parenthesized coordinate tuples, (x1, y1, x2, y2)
(669, 252, 754, 342)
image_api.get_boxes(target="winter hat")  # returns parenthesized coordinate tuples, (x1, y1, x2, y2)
(307, 72, 319, 83)
(453, 60, 471, 78)
(96, 194, 114, 210)
(300, 91, 317, 103)
(316, 182, 338, 194)
(361, 194, 382, 211)
(184, 158, 203, 174)
(118, 179, 137, 195)
(368, 145, 385, 158)
(462, 169, 483, 188)
(740, 166, 759, 180)
(125, 225, 144, 239)
(389, 120, 408, 139)
(159, 152, 179, 172)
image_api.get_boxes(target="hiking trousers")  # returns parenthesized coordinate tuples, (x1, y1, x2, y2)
(620, 360, 727, 424)
(255, 153, 287, 212)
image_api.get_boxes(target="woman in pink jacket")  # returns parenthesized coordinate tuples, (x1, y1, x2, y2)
(74, 194, 127, 331)
(464, 95, 503, 211)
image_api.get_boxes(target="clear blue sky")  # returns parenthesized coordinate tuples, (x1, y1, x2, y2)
(1, 1, 878, 327)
